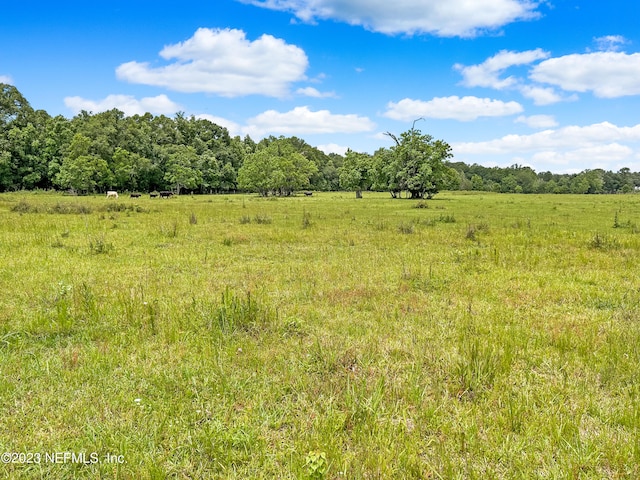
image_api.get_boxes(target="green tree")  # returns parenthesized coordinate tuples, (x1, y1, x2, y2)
(470, 174, 484, 191)
(112, 147, 151, 191)
(237, 148, 275, 196)
(0, 83, 33, 130)
(339, 149, 373, 198)
(163, 145, 202, 194)
(238, 138, 317, 196)
(54, 155, 111, 194)
(384, 126, 453, 199)
(54, 133, 113, 193)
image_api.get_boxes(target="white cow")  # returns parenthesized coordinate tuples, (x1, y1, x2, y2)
(106, 191, 119, 199)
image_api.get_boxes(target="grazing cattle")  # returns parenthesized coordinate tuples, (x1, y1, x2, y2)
(150, 192, 158, 198)
(130, 193, 141, 198)
(160, 191, 173, 198)
(304, 191, 313, 197)
(106, 191, 119, 199)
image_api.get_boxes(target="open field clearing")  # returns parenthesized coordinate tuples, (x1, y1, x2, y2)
(1, 191, 640, 479)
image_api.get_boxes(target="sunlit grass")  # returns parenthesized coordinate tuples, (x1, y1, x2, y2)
(1, 191, 640, 478)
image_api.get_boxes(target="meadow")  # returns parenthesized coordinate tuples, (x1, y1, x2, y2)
(1, 191, 640, 479)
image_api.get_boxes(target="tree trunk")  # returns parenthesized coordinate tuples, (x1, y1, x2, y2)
(355, 190, 362, 199)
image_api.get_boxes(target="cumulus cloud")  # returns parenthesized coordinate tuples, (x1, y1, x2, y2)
(514, 114, 558, 129)
(116, 28, 308, 98)
(316, 143, 349, 155)
(453, 122, 640, 172)
(240, 0, 541, 37)
(384, 96, 523, 122)
(0, 75, 13, 84)
(64, 94, 182, 116)
(453, 122, 640, 155)
(530, 52, 640, 98)
(195, 114, 244, 137)
(295, 86, 337, 98)
(455, 49, 549, 89)
(593, 35, 628, 52)
(518, 85, 569, 105)
(531, 144, 633, 168)
(244, 106, 375, 137)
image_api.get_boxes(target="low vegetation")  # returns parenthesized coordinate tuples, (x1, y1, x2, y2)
(1, 191, 640, 478)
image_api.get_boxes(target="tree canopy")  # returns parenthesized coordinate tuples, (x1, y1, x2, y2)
(1, 83, 640, 195)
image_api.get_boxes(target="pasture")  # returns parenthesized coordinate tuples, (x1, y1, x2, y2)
(1, 191, 640, 479)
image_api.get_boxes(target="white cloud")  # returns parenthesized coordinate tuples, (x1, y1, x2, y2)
(244, 106, 375, 137)
(384, 96, 523, 122)
(453, 122, 640, 172)
(195, 114, 243, 137)
(453, 122, 640, 155)
(531, 144, 633, 168)
(531, 52, 640, 98)
(116, 28, 308, 98)
(64, 94, 182, 116)
(518, 85, 569, 105)
(0, 75, 13, 84)
(316, 143, 349, 155)
(455, 49, 549, 89)
(515, 115, 558, 129)
(593, 35, 628, 52)
(240, 0, 541, 37)
(295, 86, 337, 98)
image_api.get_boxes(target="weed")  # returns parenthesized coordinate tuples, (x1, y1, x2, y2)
(304, 451, 328, 479)
(412, 201, 429, 209)
(161, 220, 179, 238)
(398, 222, 414, 234)
(438, 213, 456, 223)
(302, 209, 312, 229)
(372, 220, 387, 231)
(239, 215, 252, 224)
(455, 339, 502, 398)
(189, 212, 198, 225)
(466, 224, 477, 241)
(88, 234, 114, 254)
(214, 288, 276, 333)
(253, 213, 272, 224)
(588, 232, 620, 250)
(11, 199, 36, 213)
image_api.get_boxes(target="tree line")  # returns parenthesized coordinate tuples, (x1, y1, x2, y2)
(1, 83, 639, 197)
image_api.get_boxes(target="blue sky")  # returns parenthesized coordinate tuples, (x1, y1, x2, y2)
(2, 0, 640, 173)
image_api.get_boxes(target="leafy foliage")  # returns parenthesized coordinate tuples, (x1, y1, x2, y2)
(238, 138, 318, 196)
(2, 83, 640, 195)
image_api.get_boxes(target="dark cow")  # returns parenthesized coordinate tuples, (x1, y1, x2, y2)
(130, 193, 141, 198)
(150, 192, 158, 198)
(160, 191, 173, 198)
(303, 191, 313, 197)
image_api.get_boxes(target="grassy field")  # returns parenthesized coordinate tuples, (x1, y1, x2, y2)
(1, 191, 640, 479)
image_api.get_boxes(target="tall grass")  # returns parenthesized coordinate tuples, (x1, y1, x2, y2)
(1, 191, 640, 478)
